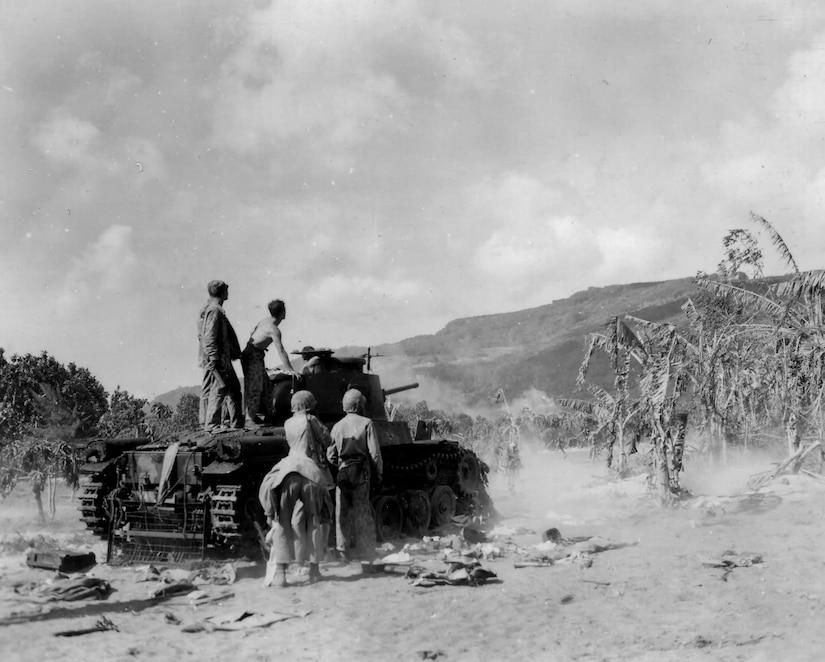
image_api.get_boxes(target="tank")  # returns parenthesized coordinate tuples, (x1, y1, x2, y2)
(77, 348, 492, 564)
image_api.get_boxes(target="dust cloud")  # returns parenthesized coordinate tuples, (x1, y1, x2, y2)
(680, 446, 786, 497)
(485, 437, 791, 535)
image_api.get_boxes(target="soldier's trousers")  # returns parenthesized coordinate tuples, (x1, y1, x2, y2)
(241, 344, 272, 422)
(269, 473, 329, 565)
(335, 482, 376, 559)
(201, 367, 243, 431)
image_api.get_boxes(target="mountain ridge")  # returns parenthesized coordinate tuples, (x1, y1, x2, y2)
(156, 276, 699, 409)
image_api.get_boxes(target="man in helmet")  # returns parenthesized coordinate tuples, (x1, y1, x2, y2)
(259, 390, 333, 587)
(197, 280, 243, 432)
(241, 299, 298, 428)
(327, 388, 383, 561)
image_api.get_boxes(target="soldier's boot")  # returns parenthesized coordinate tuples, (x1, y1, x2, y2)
(308, 563, 322, 584)
(274, 564, 288, 588)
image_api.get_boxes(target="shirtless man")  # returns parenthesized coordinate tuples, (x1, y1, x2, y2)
(241, 299, 298, 428)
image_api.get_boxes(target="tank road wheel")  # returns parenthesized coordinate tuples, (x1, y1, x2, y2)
(402, 490, 431, 538)
(428, 485, 456, 528)
(424, 459, 438, 482)
(373, 496, 403, 542)
(457, 454, 481, 496)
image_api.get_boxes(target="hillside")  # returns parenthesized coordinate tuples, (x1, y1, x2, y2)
(342, 277, 698, 406)
(155, 277, 700, 409)
(153, 385, 200, 409)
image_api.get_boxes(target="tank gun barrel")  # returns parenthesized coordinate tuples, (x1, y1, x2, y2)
(382, 382, 419, 397)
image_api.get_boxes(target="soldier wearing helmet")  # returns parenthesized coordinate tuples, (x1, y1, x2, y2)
(327, 388, 383, 561)
(259, 390, 334, 587)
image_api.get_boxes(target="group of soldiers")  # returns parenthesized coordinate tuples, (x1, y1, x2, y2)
(197, 279, 295, 432)
(196, 280, 383, 586)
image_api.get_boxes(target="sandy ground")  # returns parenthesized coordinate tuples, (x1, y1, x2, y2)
(1, 448, 824, 662)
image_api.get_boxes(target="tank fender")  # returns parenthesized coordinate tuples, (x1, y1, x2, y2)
(201, 461, 244, 476)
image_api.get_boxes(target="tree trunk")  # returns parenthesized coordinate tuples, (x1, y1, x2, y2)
(49, 476, 57, 519)
(786, 412, 800, 457)
(652, 425, 671, 504)
(33, 486, 45, 523)
(616, 426, 627, 476)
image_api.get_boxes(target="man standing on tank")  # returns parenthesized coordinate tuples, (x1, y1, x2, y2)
(327, 389, 383, 561)
(198, 279, 243, 432)
(241, 299, 298, 428)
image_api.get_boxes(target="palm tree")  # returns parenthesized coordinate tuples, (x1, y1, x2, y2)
(695, 213, 825, 458)
(576, 316, 692, 502)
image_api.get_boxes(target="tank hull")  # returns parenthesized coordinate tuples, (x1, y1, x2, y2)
(77, 350, 492, 564)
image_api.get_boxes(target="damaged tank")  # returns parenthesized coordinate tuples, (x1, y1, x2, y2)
(77, 348, 492, 563)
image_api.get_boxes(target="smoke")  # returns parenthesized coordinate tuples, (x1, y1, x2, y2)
(488, 446, 639, 529)
(373, 355, 559, 422)
(680, 446, 786, 497)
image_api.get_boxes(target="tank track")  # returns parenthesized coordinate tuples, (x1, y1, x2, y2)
(382, 445, 488, 503)
(77, 481, 111, 539)
(376, 443, 492, 540)
(210, 485, 243, 543)
(210, 484, 269, 558)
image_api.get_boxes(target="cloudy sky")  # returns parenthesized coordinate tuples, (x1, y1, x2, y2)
(2, 0, 825, 398)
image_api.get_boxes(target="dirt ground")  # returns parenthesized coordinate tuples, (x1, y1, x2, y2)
(1, 448, 824, 662)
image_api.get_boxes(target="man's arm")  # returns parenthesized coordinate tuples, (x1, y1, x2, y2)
(365, 420, 382, 480)
(270, 325, 297, 375)
(202, 308, 221, 370)
(326, 438, 339, 467)
(309, 416, 332, 449)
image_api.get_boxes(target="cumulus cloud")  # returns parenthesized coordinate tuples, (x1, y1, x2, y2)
(58, 225, 138, 311)
(210, 0, 491, 155)
(307, 273, 424, 309)
(33, 114, 101, 166)
(700, 30, 825, 267)
(464, 173, 602, 308)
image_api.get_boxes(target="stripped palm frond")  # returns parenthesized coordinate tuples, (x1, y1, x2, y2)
(750, 212, 800, 274)
(640, 356, 673, 411)
(623, 315, 677, 341)
(577, 333, 611, 386)
(775, 269, 825, 300)
(584, 382, 615, 409)
(681, 298, 703, 328)
(558, 397, 599, 417)
(612, 317, 646, 356)
(694, 277, 789, 322)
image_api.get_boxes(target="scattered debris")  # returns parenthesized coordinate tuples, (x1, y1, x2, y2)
(417, 650, 445, 660)
(149, 580, 197, 599)
(379, 551, 412, 565)
(702, 553, 763, 569)
(462, 527, 487, 544)
(54, 616, 118, 637)
(702, 552, 764, 581)
(407, 556, 498, 587)
(26, 549, 96, 573)
(163, 611, 181, 625)
(513, 532, 637, 569)
(514, 560, 554, 569)
(542, 528, 562, 543)
(14, 576, 112, 602)
(181, 609, 311, 633)
(133, 563, 237, 587)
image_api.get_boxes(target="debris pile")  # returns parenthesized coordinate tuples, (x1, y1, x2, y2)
(13, 575, 112, 602)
